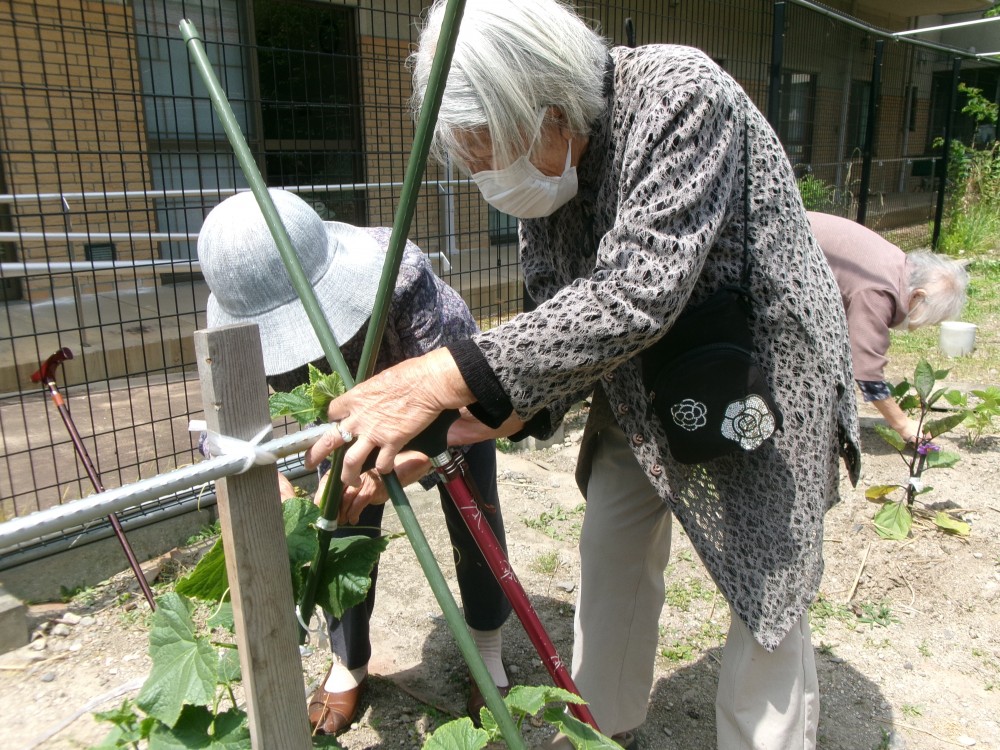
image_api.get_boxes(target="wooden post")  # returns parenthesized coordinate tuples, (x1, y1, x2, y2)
(195, 323, 312, 750)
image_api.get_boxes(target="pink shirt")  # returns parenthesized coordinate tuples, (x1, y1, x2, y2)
(807, 212, 909, 382)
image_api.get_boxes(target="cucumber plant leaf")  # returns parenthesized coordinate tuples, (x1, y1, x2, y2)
(176, 539, 229, 602)
(315, 535, 389, 618)
(147, 705, 250, 750)
(421, 717, 489, 750)
(136, 594, 219, 726)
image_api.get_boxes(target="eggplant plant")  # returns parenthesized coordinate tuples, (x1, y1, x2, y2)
(865, 361, 972, 540)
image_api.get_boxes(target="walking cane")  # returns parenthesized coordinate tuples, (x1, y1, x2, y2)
(433, 445, 599, 728)
(31, 347, 156, 610)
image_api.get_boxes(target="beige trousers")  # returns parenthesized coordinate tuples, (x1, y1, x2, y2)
(574, 424, 818, 748)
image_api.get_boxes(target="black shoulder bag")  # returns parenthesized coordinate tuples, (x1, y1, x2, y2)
(640, 122, 783, 465)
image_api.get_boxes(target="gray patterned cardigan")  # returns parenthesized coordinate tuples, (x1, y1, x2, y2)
(449, 44, 861, 650)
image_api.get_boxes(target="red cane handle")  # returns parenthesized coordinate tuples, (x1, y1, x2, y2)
(32, 347, 74, 384)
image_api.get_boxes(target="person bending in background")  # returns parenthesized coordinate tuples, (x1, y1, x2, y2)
(809, 211, 969, 444)
(196, 189, 512, 735)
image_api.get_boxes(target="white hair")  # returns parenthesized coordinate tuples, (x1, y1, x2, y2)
(409, 0, 609, 171)
(905, 251, 969, 327)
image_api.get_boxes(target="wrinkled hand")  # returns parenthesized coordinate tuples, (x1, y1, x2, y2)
(305, 348, 472, 486)
(337, 451, 433, 525)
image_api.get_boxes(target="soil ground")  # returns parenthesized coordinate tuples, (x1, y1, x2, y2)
(2, 399, 999, 750)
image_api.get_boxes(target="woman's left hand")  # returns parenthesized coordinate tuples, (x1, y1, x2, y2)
(305, 348, 473, 486)
(336, 450, 434, 525)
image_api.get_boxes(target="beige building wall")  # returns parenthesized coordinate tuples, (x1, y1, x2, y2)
(0, 0, 156, 301)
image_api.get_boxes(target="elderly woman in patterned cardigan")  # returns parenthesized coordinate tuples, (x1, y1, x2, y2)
(307, 1, 861, 747)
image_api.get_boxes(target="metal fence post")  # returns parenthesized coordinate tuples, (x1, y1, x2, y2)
(857, 38, 884, 226)
(767, 1, 786, 131)
(932, 57, 963, 250)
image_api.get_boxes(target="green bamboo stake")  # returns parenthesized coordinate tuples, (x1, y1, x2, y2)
(180, 18, 525, 748)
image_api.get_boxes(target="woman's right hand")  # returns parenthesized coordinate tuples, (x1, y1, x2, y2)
(305, 348, 473, 486)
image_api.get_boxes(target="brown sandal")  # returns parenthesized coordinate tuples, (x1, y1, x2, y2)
(307, 671, 366, 735)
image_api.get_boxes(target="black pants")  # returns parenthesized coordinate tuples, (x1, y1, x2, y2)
(325, 439, 511, 669)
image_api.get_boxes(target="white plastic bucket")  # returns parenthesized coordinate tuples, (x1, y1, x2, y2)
(938, 321, 977, 357)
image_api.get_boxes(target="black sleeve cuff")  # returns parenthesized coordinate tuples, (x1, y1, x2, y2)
(447, 339, 513, 429)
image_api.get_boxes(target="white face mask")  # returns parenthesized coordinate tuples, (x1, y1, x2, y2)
(472, 140, 578, 219)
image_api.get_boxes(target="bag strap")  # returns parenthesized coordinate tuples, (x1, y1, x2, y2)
(741, 115, 752, 289)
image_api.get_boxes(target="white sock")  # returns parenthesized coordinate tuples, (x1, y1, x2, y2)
(470, 627, 508, 687)
(323, 661, 368, 693)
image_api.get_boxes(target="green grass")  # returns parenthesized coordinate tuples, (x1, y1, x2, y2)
(664, 577, 716, 612)
(531, 551, 561, 575)
(522, 503, 586, 542)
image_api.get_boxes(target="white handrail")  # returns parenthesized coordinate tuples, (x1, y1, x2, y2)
(0, 423, 330, 553)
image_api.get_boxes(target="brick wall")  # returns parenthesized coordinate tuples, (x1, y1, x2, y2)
(0, 0, 156, 301)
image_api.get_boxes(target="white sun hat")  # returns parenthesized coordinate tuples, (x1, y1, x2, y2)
(198, 188, 386, 376)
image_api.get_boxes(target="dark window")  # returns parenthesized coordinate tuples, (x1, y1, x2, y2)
(489, 207, 518, 246)
(777, 72, 817, 168)
(846, 79, 871, 152)
(255, 0, 366, 225)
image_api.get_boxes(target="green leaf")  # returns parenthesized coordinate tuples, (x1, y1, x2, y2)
(311, 736, 348, 748)
(309, 368, 346, 414)
(865, 485, 900, 500)
(176, 539, 230, 603)
(268, 385, 320, 427)
(943, 390, 968, 407)
(148, 706, 250, 750)
(897, 394, 921, 412)
(545, 708, 623, 749)
(926, 387, 949, 407)
(925, 412, 969, 438)
(925, 450, 960, 469)
(874, 424, 906, 451)
(283, 496, 321, 599)
(913, 361, 935, 402)
(315, 535, 389, 619)
(207, 602, 234, 633)
(136, 593, 219, 726)
(971, 386, 1000, 405)
(934, 512, 971, 536)
(92, 699, 157, 747)
(421, 717, 490, 750)
(284, 496, 321, 570)
(503, 685, 586, 719)
(889, 379, 911, 398)
(873, 501, 912, 540)
(217, 646, 241, 684)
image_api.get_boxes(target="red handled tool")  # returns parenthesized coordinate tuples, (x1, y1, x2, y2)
(32, 348, 156, 610)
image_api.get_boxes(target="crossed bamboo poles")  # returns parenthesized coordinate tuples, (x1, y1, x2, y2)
(179, 4, 598, 745)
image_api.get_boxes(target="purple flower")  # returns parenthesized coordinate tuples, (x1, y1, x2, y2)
(916, 442, 940, 456)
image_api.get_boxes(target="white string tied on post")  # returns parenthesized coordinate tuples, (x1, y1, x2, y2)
(188, 420, 278, 474)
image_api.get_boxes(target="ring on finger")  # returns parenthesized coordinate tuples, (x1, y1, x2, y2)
(334, 421, 353, 443)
